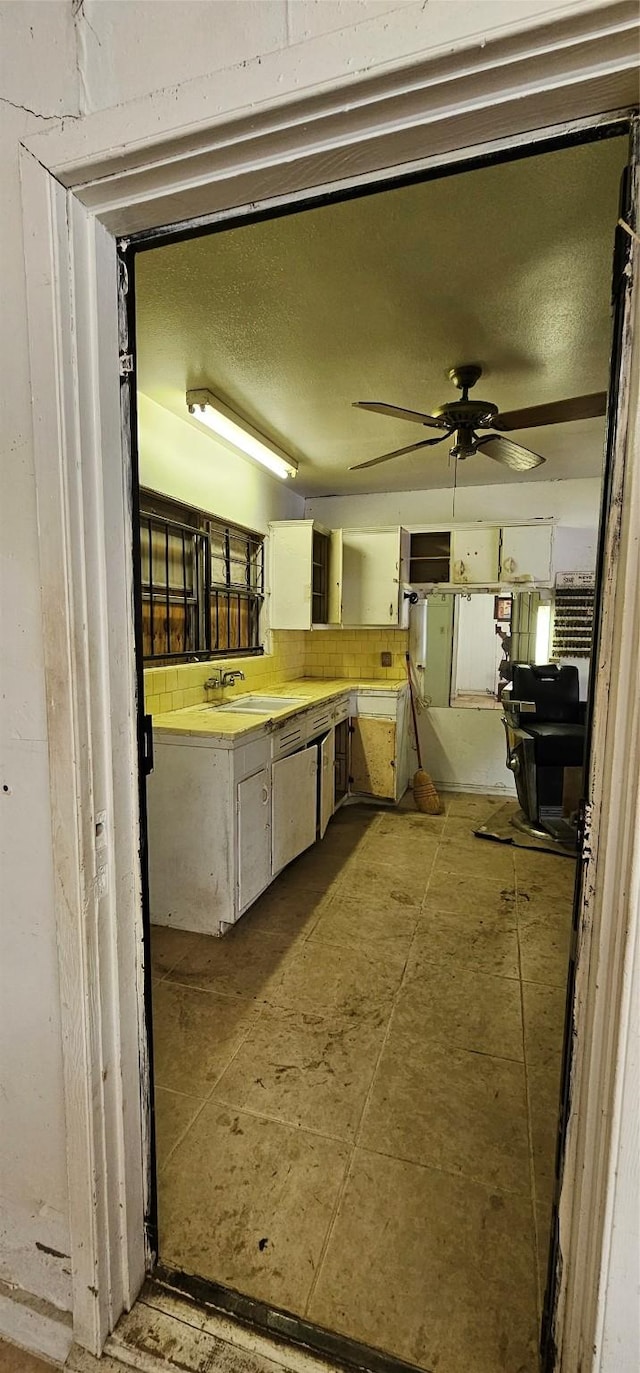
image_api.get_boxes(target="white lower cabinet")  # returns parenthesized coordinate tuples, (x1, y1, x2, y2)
(319, 730, 336, 838)
(271, 745, 319, 875)
(149, 684, 409, 935)
(349, 689, 410, 803)
(237, 768, 271, 915)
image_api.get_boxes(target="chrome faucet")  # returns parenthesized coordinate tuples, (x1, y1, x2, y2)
(203, 668, 246, 691)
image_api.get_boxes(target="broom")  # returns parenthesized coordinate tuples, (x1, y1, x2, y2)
(405, 652, 444, 815)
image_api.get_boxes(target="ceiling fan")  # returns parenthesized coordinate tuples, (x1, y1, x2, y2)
(349, 365, 607, 473)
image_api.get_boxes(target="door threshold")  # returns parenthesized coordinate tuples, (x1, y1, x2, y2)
(99, 1269, 429, 1373)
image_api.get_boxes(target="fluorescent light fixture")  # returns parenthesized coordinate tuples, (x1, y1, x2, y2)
(186, 389, 298, 480)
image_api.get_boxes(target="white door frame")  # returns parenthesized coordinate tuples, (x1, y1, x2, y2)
(19, 4, 639, 1364)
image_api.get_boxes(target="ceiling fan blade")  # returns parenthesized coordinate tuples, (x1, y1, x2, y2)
(494, 391, 607, 431)
(349, 433, 450, 471)
(476, 434, 545, 472)
(353, 401, 447, 430)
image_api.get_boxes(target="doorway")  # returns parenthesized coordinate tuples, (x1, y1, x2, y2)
(125, 128, 630, 1371)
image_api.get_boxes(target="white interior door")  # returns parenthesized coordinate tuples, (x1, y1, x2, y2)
(500, 525, 553, 583)
(272, 746, 318, 874)
(341, 528, 400, 624)
(319, 730, 336, 839)
(451, 527, 500, 584)
(237, 768, 271, 914)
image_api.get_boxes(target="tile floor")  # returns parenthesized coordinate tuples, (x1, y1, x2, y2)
(0, 1343, 58, 1373)
(151, 791, 575, 1373)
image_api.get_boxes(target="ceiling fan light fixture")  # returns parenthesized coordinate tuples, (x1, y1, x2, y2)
(186, 388, 298, 481)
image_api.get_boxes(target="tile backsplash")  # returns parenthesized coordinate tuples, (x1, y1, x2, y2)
(144, 631, 306, 714)
(144, 628, 408, 713)
(302, 628, 409, 681)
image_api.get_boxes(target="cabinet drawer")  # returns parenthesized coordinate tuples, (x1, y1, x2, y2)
(333, 696, 349, 725)
(234, 736, 271, 783)
(352, 692, 398, 720)
(272, 719, 306, 759)
(306, 703, 334, 737)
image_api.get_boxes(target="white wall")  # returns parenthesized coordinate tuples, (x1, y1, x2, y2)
(0, 0, 632, 1352)
(414, 707, 514, 797)
(138, 393, 304, 532)
(305, 476, 603, 530)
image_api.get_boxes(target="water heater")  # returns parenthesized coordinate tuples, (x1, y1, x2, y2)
(408, 596, 429, 702)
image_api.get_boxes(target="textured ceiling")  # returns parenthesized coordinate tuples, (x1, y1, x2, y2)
(135, 135, 627, 497)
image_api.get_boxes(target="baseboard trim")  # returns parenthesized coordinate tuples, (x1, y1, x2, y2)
(0, 1279, 73, 1364)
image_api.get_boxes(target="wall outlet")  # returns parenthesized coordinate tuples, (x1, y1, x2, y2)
(381, 651, 392, 667)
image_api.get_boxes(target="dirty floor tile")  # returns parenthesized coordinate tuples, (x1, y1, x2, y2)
(152, 980, 260, 1095)
(154, 1086, 204, 1169)
(165, 926, 294, 1002)
(413, 908, 519, 979)
(396, 961, 524, 1060)
(341, 856, 431, 907)
(523, 981, 568, 1071)
(239, 886, 329, 942)
(309, 891, 421, 953)
(150, 923, 194, 979)
(271, 939, 406, 1020)
(434, 837, 516, 884)
(213, 1003, 386, 1141)
(423, 870, 517, 921)
(160, 1102, 349, 1313)
(360, 1034, 530, 1193)
(0, 1343, 59, 1373)
(153, 789, 573, 1366)
(307, 1149, 539, 1372)
(528, 1056, 563, 1206)
(518, 913, 571, 988)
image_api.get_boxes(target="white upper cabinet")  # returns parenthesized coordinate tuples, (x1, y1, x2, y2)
(451, 527, 500, 585)
(341, 527, 409, 625)
(500, 524, 553, 585)
(269, 520, 341, 629)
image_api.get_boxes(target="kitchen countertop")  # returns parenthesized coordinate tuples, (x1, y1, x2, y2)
(151, 676, 406, 743)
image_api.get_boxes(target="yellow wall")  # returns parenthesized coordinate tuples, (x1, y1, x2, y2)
(144, 628, 408, 713)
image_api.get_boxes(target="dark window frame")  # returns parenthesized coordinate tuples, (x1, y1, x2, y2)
(140, 488, 264, 663)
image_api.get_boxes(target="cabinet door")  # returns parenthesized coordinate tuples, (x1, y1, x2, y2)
(272, 746, 318, 874)
(350, 717, 397, 799)
(341, 528, 401, 625)
(269, 522, 314, 629)
(328, 529, 343, 625)
(500, 525, 553, 584)
(237, 768, 271, 914)
(319, 730, 336, 839)
(451, 528, 500, 584)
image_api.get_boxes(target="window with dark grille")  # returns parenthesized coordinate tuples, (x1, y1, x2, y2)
(552, 582, 595, 659)
(140, 490, 264, 662)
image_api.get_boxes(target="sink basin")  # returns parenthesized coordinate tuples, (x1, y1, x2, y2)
(212, 694, 307, 714)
